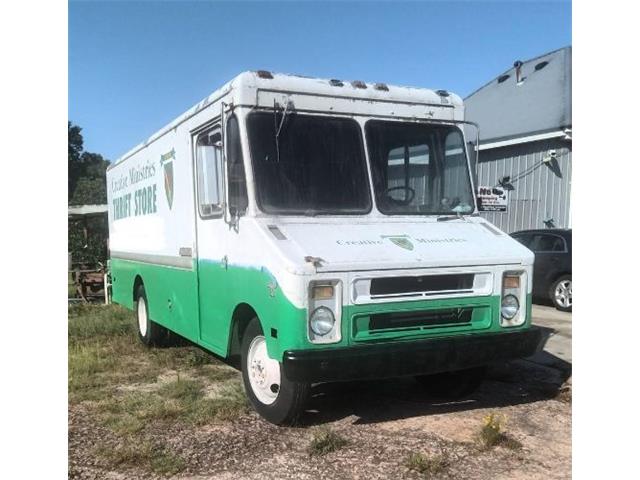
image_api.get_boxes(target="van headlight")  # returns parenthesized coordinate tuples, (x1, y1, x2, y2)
(308, 280, 342, 344)
(501, 271, 526, 327)
(501, 294, 520, 320)
(309, 306, 335, 336)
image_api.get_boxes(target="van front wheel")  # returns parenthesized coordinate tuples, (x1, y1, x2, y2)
(241, 318, 309, 425)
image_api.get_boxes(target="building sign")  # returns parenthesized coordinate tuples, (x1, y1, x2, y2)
(477, 186, 508, 212)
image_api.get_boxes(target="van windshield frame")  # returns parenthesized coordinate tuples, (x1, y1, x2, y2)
(365, 120, 476, 216)
(246, 111, 372, 215)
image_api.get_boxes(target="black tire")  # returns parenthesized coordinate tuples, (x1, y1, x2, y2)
(415, 366, 487, 400)
(134, 284, 169, 347)
(241, 317, 309, 426)
(550, 274, 572, 312)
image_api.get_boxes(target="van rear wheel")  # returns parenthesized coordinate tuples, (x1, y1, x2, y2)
(415, 366, 486, 399)
(241, 317, 309, 425)
(135, 284, 169, 347)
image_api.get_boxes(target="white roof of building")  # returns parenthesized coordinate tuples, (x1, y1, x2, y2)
(68, 204, 108, 217)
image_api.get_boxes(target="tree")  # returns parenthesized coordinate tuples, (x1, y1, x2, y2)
(68, 122, 109, 205)
(68, 122, 110, 267)
(68, 122, 84, 199)
(70, 152, 109, 205)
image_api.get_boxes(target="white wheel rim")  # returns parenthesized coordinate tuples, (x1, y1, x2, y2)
(137, 298, 148, 336)
(554, 280, 572, 308)
(247, 335, 281, 405)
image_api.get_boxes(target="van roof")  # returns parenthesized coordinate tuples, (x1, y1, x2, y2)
(112, 71, 464, 167)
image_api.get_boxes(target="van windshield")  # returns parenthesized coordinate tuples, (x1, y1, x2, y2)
(366, 121, 475, 215)
(247, 112, 371, 215)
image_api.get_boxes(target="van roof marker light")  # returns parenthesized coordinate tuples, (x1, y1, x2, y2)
(374, 83, 389, 91)
(256, 70, 274, 79)
(329, 79, 344, 87)
(351, 80, 367, 89)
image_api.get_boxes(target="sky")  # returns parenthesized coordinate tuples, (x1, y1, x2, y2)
(69, 0, 571, 161)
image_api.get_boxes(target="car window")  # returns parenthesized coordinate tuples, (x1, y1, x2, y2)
(530, 234, 566, 253)
(512, 234, 534, 248)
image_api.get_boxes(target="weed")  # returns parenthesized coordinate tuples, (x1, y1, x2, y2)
(476, 413, 522, 451)
(160, 377, 204, 402)
(150, 448, 186, 476)
(556, 385, 572, 404)
(185, 348, 213, 367)
(308, 427, 348, 456)
(405, 452, 448, 475)
(96, 438, 185, 476)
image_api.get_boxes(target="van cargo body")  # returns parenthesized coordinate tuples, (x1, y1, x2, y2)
(106, 71, 541, 425)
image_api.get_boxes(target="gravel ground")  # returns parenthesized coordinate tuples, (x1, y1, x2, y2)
(69, 356, 571, 479)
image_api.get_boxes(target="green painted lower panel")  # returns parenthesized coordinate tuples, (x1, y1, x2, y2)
(110, 256, 534, 364)
(110, 258, 200, 343)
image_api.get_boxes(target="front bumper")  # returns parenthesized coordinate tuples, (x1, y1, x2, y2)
(282, 327, 542, 383)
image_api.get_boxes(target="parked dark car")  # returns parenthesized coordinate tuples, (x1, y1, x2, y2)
(510, 229, 572, 312)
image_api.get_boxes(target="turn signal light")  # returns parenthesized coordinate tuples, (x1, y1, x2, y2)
(312, 285, 334, 300)
(504, 275, 520, 289)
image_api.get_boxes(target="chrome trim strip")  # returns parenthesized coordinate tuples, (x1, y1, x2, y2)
(110, 251, 193, 270)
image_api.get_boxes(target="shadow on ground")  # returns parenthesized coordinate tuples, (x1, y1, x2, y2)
(300, 327, 571, 427)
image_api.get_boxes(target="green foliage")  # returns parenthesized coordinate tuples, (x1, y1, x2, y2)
(71, 175, 107, 205)
(308, 427, 348, 456)
(68, 121, 84, 197)
(476, 413, 522, 451)
(68, 121, 110, 267)
(68, 214, 109, 266)
(96, 439, 186, 476)
(68, 122, 108, 205)
(405, 452, 448, 475)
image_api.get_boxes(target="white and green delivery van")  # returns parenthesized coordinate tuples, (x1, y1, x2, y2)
(106, 71, 541, 425)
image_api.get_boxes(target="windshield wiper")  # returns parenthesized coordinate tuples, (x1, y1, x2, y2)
(437, 212, 467, 222)
(274, 99, 292, 163)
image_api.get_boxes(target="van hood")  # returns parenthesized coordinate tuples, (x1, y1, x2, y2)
(268, 218, 534, 273)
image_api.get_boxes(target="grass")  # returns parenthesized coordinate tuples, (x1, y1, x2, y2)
(308, 427, 348, 456)
(405, 452, 448, 476)
(96, 438, 185, 476)
(69, 304, 249, 475)
(476, 413, 523, 451)
(68, 304, 241, 403)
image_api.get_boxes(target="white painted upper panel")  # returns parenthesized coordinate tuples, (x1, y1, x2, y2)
(111, 71, 464, 167)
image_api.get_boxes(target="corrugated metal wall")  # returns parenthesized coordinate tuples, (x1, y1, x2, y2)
(477, 138, 572, 233)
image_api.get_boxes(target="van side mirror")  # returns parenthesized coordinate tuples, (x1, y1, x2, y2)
(467, 141, 479, 189)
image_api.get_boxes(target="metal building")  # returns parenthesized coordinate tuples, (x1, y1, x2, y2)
(465, 46, 572, 233)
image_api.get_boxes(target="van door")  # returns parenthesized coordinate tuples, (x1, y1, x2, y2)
(193, 125, 229, 352)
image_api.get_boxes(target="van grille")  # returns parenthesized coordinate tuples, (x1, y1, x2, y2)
(370, 308, 472, 332)
(370, 274, 474, 298)
(351, 304, 492, 341)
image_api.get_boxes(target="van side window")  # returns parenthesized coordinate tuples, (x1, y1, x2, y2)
(226, 114, 248, 216)
(196, 129, 223, 217)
